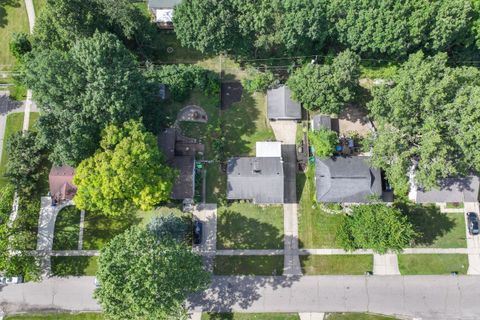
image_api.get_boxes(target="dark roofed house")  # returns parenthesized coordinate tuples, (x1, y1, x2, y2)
(49, 165, 77, 203)
(411, 176, 480, 203)
(312, 115, 331, 131)
(158, 128, 195, 200)
(148, 0, 182, 28)
(267, 85, 302, 120)
(315, 156, 382, 203)
(227, 157, 284, 204)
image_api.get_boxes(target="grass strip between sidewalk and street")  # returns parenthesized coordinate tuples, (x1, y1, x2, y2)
(398, 254, 468, 275)
(300, 255, 373, 275)
(214, 255, 284, 276)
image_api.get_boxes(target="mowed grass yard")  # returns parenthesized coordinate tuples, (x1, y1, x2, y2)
(214, 256, 284, 276)
(217, 202, 284, 249)
(297, 166, 343, 248)
(202, 313, 300, 320)
(0, 0, 29, 66)
(52, 206, 81, 250)
(51, 256, 98, 277)
(6, 313, 104, 320)
(300, 255, 373, 275)
(398, 254, 468, 275)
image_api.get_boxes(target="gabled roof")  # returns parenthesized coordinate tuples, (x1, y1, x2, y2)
(227, 157, 284, 204)
(315, 156, 382, 203)
(171, 156, 195, 200)
(267, 85, 302, 120)
(148, 0, 182, 9)
(49, 165, 77, 202)
(312, 115, 331, 131)
(415, 176, 480, 203)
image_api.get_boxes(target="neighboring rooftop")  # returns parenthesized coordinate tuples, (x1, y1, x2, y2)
(267, 85, 302, 120)
(312, 115, 332, 131)
(148, 0, 182, 8)
(49, 165, 77, 202)
(315, 156, 382, 203)
(227, 157, 284, 204)
(413, 176, 480, 203)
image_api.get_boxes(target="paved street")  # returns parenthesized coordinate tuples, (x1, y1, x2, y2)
(5, 275, 480, 319)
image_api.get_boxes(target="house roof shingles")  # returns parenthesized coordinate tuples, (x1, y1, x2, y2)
(267, 85, 302, 120)
(227, 157, 284, 204)
(49, 165, 77, 202)
(315, 156, 382, 203)
(415, 176, 480, 203)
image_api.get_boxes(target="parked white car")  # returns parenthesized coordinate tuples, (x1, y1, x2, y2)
(0, 276, 23, 284)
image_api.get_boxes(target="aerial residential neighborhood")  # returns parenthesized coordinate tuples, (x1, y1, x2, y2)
(2, 0, 480, 320)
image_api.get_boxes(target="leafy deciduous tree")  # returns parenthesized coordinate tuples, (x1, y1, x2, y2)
(95, 226, 210, 319)
(308, 129, 338, 159)
(287, 50, 360, 114)
(336, 204, 416, 254)
(9, 33, 32, 60)
(73, 120, 175, 216)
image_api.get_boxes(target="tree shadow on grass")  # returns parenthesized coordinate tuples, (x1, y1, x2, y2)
(51, 256, 91, 277)
(222, 91, 262, 157)
(216, 210, 284, 250)
(0, 0, 20, 28)
(395, 202, 456, 246)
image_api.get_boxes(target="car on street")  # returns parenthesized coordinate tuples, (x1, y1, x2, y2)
(468, 212, 479, 235)
(0, 276, 23, 284)
(193, 220, 203, 245)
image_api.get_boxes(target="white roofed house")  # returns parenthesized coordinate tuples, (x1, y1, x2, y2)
(148, 0, 182, 29)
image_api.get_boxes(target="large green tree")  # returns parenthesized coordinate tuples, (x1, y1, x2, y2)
(337, 204, 416, 254)
(287, 50, 360, 114)
(24, 32, 148, 165)
(328, 0, 472, 57)
(95, 226, 210, 319)
(33, 0, 155, 54)
(73, 120, 175, 216)
(5, 131, 46, 194)
(367, 51, 480, 194)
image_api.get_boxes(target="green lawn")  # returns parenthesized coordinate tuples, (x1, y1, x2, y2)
(29, 111, 40, 130)
(154, 30, 206, 64)
(51, 256, 98, 277)
(446, 202, 464, 209)
(52, 206, 81, 250)
(6, 313, 103, 320)
(300, 255, 373, 275)
(396, 202, 467, 248)
(32, 0, 47, 15)
(398, 254, 468, 275)
(325, 313, 398, 320)
(202, 313, 299, 320)
(217, 202, 284, 249)
(0, 112, 25, 187)
(0, 0, 29, 67)
(297, 166, 343, 248)
(214, 256, 284, 276)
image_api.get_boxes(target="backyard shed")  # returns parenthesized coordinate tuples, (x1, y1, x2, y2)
(267, 85, 302, 120)
(148, 0, 182, 28)
(49, 165, 77, 202)
(315, 156, 382, 203)
(312, 115, 332, 131)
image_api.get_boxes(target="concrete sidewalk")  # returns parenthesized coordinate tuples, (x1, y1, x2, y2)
(373, 254, 400, 275)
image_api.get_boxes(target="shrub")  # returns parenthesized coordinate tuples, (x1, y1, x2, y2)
(308, 128, 338, 158)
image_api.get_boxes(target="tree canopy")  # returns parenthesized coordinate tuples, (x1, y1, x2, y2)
(24, 31, 148, 165)
(336, 204, 416, 254)
(73, 120, 175, 216)
(95, 226, 210, 319)
(367, 51, 480, 194)
(287, 50, 360, 114)
(6, 131, 46, 194)
(33, 0, 155, 54)
(308, 129, 338, 159)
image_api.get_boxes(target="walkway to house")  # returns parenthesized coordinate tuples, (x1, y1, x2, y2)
(373, 254, 400, 275)
(193, 204, 217, 272)
(37, 197, 74, 276)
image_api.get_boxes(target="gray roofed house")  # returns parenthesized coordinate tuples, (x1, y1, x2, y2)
(148, 0, 182, 28)
(412, 176, 480, 203)
(227, 157, 284, 204)
(312, 115, 331, 131)
(267, 85, 302, 120)
(315, 156, 382, 203)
